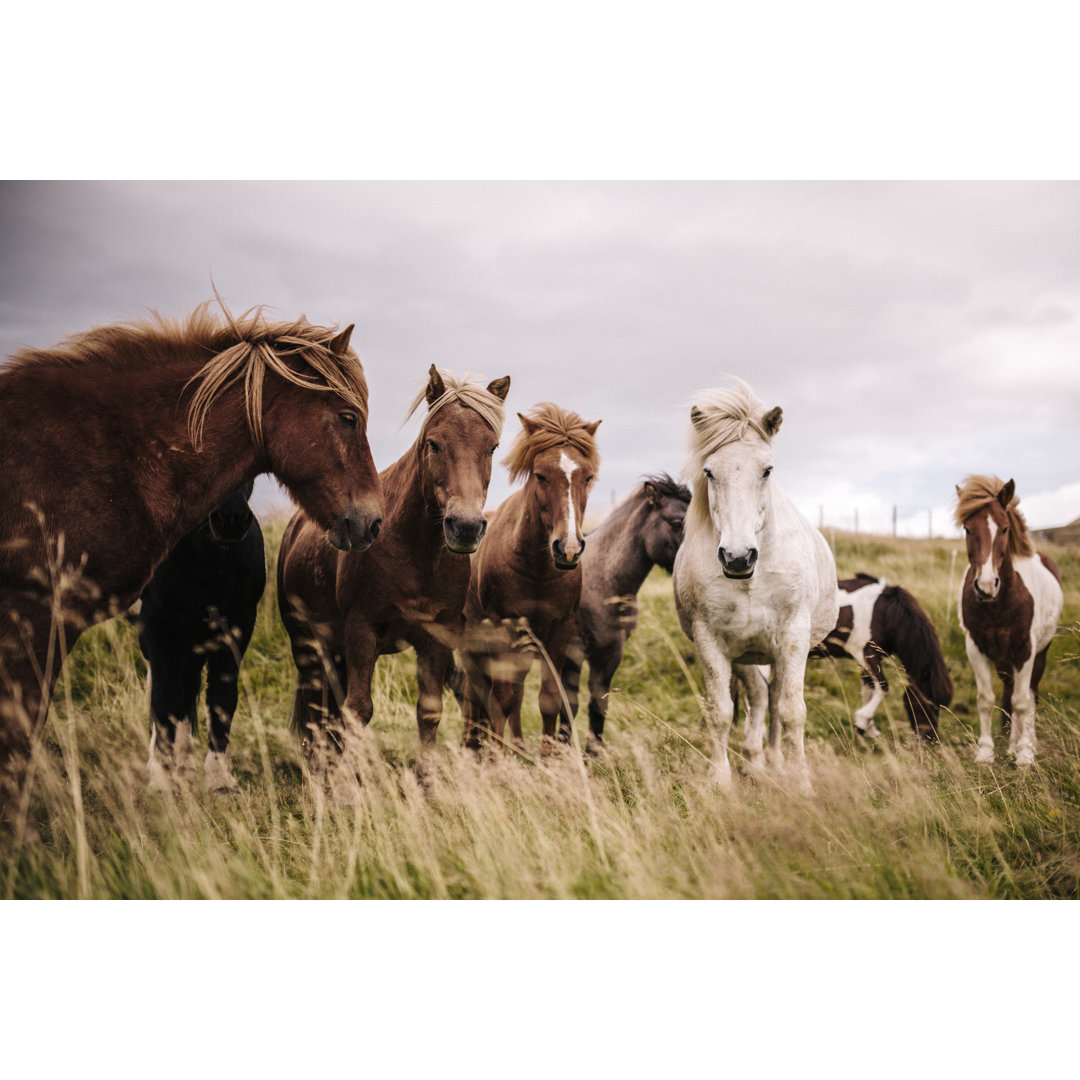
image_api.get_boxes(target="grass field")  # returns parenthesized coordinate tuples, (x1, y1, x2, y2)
(2, 525, 1078, 900)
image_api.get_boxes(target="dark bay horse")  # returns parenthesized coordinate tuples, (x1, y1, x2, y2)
(461, 403, 601, 755)
(277, 367, 509, 771)
(955, 475, 1063, 765)
(562, 474, 690, 749)
(0, 302, 382, 801)
(810, 573, 953, 741)
(136, 482, 266, 791)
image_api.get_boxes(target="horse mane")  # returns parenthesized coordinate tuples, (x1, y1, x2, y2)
(682, 379, 774, 532)
(876, 585, 953, 706)
(402, 370, 507, 446)
(953, 474, 1035, 557)
(641, 472, 691, 503)
(5, 300, 369, 458)
(503, 402, 600, 483)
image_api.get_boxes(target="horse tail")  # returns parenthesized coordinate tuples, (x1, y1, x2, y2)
(878, 585, 952, 706)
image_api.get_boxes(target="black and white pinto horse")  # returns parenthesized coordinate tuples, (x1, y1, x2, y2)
(562, 474, 690, 749)
(810, 574, 953, 740)
(136, 482, 266, 791)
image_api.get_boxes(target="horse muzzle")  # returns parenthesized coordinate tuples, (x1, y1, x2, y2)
(327, 505, 383, 552)
(552, 536, 584, 570)
(718, 545, 757, 580)
(973, 577, 1000, 602)
(444, 514, 487, 555)
(208, 512, 254, 546)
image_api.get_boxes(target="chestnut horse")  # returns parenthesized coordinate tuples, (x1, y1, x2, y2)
(955, 475, 1063, 766)
(460, 403, 601, 755)
(277, 367, 509, 771)
(0, 302, 382, 801)
(810, 573, 953, 741)
(562, 473, 690, 749)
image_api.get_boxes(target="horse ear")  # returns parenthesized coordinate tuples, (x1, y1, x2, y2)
(955, 484, 962, 499)
(999, 478, 1016, 508)
(329, 324, 354, 356)
(643, 481, 659, 505)
(426, 365, 446, 407)
(584, 419, 602, 436)
(487, 375, 511, 401)
(690, 406, 706, 428)
(517, 412, 540, 437)
(763, 406, 783, 436)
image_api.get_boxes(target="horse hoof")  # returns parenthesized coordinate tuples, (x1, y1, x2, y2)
(146, 757, 177, 793)
(855, 722, 881, 740)
(1014, 748, 1035, 767)
(204, 751, 239, 792)
(974, 747, 996, 766)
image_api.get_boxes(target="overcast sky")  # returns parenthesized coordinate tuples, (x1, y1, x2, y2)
(2, 180, 1078, 536)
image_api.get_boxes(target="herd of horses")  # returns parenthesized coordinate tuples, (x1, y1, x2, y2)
(0, 303, 1067, 809)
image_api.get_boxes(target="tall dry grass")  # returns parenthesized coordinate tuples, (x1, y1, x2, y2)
(2, 528, 1078, 899)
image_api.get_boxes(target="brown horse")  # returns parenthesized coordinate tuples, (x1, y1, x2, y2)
(562, 473, 690, 749)
(0, 301, 383, 799)
(277, 367, 509, 771)
(460, 403, 601, 755)
(955, 475, 1063, 766)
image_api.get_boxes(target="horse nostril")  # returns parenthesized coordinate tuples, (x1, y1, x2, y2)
(369, 517, 382, 540)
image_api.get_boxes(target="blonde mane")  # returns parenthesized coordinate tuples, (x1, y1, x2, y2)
(954, 474, 1035, 557)
(681, 379, 776, 532)
(6, 299, 369, 458)
(402, 370, 507, 447)
(503, 402, 600, 484)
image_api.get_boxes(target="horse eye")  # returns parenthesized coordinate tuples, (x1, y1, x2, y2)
(536, 474, 548, 484)
(763, 466, 773, 479)
(488, 445, 497, 457)
(338, 412, 357, 429)
(672, 520, 684, 532)
(1002, 525, 1009, 533)
(585, 475, 595, 485)
(704, 468, 713, 480)
(427, 440, 441, 454)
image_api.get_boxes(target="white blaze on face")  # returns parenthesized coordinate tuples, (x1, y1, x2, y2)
(560, 451, 581, 555)
(978, 517, 999, 595)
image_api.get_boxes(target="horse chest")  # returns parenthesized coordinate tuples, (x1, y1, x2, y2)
(962, 579, 1034, 671)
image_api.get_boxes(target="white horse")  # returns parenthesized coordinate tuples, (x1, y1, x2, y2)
(673, 380, 838, 791)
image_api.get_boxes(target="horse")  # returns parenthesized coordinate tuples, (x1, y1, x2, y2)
(955, 475, 1063, 766)
(277, 367, 509, 773)
(135, 482, 266, 791)
(0, 300, 382, 802)
(672, 379, 837, 791)
(460, 403, 601, 755)
(561, 473, 690, 749)
(809, 573, 953, 741)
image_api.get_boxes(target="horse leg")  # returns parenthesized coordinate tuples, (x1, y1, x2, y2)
(146, 651, 201, 789)
(204, 650, 241, 792)
(1001, 670, 1015, 745)
(1009, 658, 1038, 766)
(538, 640, 574, 754)
(460, 647, 493, 751)
(692, 623, 735, 787)
(490, 673, 527, 755)
(561, 636, 584, 726)
(414, 640, 452, 781)
(964, 634, 997, 765)
(582, 640, 624, 754)
(772, 631, 814, 795)
(341, 614, 378, 737)
(854, 654, 886, 739)
(735, 663, 769, 773)
(0, 597, 75, 810)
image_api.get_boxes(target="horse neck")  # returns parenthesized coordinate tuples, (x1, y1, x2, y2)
(506, 485, 558, 571)
(134, 361, 261, 540)
(881, 592, 949, 702)
(586, 495, 654, 594)
(380, 449, 442, 546)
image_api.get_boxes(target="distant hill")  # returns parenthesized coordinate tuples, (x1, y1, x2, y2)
(1034, 515, 1080, 546)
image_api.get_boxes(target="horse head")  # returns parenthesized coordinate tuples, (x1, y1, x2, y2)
(207, 481, 256, 545)
(253, 324, 384, 552)
(508, 406, 601, 571)
(688, 388, 783, 581)
(958, 477, 1015, 602)
(416, 366, 510, 554)
(640, 474, 691, 574)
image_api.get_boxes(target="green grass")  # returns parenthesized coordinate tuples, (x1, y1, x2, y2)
(3, 527, 1079, 899)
